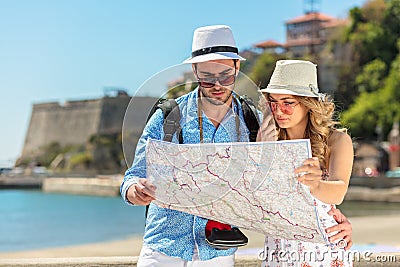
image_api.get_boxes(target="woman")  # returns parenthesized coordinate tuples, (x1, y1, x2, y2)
(258, 60, 354, 267)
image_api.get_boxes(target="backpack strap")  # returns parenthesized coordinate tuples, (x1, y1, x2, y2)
(158, 99, 182, 142)
(146, 99, 183, 143)
(145, 98, 182, 220)
(238, 95, 260, 142)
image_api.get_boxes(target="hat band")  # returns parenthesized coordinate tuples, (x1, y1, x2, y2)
(192, 46, 238, 57)
(267, 84, 319, 96)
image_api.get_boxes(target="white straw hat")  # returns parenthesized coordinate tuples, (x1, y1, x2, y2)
(259, 60, 322, 98)
(183, 25, 245, 63)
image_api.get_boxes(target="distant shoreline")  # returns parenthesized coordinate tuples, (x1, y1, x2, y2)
(0, 176, 43, 189)
(3, 176, 400, 202)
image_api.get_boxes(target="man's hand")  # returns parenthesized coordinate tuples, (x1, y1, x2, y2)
(326, 207, 353, 250)
(126, 178, 156, 205)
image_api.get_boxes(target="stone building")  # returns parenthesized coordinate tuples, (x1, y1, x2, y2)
(254, 12, 348, 57)
(21, 91, 158, 172)
(253, 11, 350, 94)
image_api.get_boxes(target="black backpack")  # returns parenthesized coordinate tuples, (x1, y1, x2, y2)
(145, 95, 260, 217)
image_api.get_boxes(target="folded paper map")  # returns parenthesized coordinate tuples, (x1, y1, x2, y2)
(146, 138, 334, 244)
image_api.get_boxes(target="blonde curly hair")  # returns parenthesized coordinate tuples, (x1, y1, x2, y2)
(260, 93, 345, 169)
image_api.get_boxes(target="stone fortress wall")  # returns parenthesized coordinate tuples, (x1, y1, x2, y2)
(22, 93, 158, 160)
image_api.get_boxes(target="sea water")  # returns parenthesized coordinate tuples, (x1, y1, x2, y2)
(1, 190, 400, 253)
(0, 190, 145, 252)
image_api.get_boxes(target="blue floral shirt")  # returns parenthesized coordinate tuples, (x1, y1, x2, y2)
(121, 88, 259, 261)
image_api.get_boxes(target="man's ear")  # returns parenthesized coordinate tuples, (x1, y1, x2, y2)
(235, 60, 240, 76)
(192, 63, 197, 75)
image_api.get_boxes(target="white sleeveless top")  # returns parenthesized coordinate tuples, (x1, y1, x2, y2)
(261, 170, 353, 267)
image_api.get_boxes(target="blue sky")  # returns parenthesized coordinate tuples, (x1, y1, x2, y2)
(0, 0, 366, 165)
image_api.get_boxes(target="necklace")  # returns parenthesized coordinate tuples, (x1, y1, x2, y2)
(197, 91, 240, 143)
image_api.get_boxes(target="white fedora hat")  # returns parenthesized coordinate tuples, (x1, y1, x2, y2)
(183, 25, 245, 64)
(259, 60, 322, 98)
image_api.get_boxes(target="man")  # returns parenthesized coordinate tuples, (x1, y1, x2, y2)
(121, 25, 353, 267)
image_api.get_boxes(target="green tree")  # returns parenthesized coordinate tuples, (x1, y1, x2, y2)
(342, 50, 400, 139)
(333, 0, 397, 108)
(349, 21, 386, 66)
(334, 0, 399, 138)
(249, 52, 285, 89)
(355, 59, 387, 93)
(381, 0, 400, 65)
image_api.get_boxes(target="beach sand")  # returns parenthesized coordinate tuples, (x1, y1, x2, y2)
(0, 215, 399, 259)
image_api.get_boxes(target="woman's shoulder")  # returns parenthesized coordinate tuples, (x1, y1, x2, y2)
(328, 129, 353, 149)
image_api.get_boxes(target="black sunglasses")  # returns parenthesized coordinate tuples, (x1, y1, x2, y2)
(194, 60, 237, 88)
(197, 74, 236, 88)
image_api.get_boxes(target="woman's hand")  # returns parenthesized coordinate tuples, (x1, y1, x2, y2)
(295, 157, 322, 193)
(256, 95, 277, 142)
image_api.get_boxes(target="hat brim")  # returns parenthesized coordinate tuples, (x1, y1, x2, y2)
(259, 86, 318, 98)
(183, 52, 245, 64)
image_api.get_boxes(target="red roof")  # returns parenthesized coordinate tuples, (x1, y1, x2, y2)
(284, 38, 321, 48)
(286, 12, 334, 24)
(321, 18, 349, 28)
(254, 39, 283, 48)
